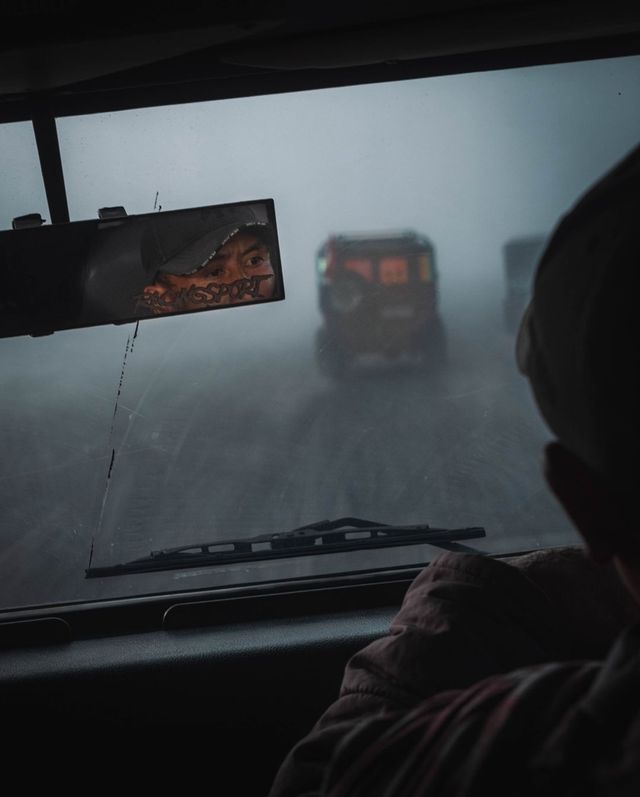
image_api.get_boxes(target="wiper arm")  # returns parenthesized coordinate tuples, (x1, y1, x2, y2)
(86, 517, 486, 578)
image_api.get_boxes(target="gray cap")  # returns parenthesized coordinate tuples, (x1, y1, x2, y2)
(141, 204, 272, 277)
(517, 142, 640, 491)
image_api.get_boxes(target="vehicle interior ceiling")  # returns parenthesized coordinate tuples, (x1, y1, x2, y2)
(1, 0, 639, 783)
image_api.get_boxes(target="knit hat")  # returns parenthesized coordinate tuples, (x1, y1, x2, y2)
(516, 142, 640, 490)
(141, 204, 272, 277)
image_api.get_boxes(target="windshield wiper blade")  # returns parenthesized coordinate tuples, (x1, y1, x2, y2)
(86, 517, 486, 578)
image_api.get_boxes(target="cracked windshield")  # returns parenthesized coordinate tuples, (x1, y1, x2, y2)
(1, 55, 640, 610)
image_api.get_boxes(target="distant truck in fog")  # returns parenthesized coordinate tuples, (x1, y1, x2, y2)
(503, 234, 547, 332)
(315, 230, 445, 377)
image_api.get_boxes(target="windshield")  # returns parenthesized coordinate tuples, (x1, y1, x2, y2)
(1, 55, 639, 611)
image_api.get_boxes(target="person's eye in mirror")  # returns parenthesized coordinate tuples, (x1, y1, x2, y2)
(243, 247, 270, 270)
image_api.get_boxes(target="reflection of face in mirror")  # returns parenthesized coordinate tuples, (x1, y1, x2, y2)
(139, 228, 276, 316)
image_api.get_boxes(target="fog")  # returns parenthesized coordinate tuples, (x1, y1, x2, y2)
(1, 55, 639, 609)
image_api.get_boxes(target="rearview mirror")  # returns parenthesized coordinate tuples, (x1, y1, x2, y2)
(0, 199, 284, 339)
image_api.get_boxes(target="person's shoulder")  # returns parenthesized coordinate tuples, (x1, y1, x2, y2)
(323, 657, 602, 797)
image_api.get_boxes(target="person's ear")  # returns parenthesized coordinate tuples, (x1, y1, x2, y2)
(543, 441, 616, 564)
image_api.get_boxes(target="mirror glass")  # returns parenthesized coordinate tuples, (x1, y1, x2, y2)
(0, 199, 283, 338)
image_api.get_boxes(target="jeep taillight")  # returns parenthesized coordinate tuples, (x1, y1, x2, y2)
(317, 243, 336, 282)
(418, 253, 433, 282)
(321, 240, 337, 281)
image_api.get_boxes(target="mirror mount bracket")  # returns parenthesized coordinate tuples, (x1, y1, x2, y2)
(12, 213, 46, 230)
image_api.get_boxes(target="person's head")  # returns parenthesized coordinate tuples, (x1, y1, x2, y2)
(139, 205, 277, 315)
(517, 142, 640, 601)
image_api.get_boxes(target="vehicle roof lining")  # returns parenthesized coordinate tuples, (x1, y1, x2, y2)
(1, 2, 640, 123)
(218, 3, 640, 70)
(2, 33, 640, 127)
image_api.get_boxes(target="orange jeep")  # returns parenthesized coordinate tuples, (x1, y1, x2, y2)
(315, 231, 445, 376)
